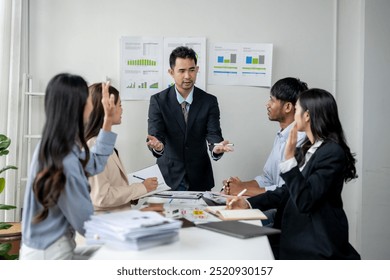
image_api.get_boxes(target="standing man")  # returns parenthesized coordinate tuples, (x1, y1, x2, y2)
(223, 77, 308, 197)
(147, 46, 232, 191)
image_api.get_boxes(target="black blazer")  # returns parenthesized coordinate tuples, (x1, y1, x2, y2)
(148, 86, 223, 191)
(248, 141, 360, 260)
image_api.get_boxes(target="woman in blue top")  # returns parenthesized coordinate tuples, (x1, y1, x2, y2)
(228, 88, 360, 260)
(20, 73, 117, 259)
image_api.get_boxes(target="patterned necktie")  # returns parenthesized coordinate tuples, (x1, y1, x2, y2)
(181, 101, 188, 123)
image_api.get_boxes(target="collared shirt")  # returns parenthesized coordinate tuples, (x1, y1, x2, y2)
(254, 122, 306, 191)
(279, 139, 323, 173)
(175, 86, 194, 110)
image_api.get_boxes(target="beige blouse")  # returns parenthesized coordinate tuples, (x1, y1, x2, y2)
(87, 137, 147, 211)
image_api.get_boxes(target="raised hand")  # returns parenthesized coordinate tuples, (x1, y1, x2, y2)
(101, 81, 116, 131)
(285, 121, 297, 160)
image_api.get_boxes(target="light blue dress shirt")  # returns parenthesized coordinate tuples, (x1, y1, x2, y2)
(255, 122, 306, 191)
(175, 86, 194, 109)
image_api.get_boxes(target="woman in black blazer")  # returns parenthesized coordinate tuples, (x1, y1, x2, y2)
(229, 88, 360, 260)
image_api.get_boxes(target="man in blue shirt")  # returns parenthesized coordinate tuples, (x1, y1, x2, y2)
(223, 77, 308, 197)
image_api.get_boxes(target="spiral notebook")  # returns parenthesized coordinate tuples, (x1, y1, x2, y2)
(196, 220, 281, 239)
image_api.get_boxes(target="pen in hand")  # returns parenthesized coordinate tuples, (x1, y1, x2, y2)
(221, 177, 232, 193)
(228, 188, 247, 206)
(133, 175, 145, 181)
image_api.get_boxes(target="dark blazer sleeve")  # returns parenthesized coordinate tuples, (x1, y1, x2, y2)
(280, 141, 346, 213)
(203, 93, 224, 159)
(148, 92, 166, 158)
(205, 94, 223, 142)
(247, 185, 288, 211)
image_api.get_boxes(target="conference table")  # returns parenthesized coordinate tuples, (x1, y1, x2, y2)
(89, 192, 275, 260)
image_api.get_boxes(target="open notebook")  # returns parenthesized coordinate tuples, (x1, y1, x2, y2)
(204, 206, 267, 221)
(128, 164, 171, 199)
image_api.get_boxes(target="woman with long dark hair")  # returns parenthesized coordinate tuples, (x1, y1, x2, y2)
(20, 73, 117, 259)
(228, 88, 360, 259)
(85, 83, 157, 211)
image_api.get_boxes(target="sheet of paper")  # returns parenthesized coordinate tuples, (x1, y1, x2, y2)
(128, 164, 171, 199)
(153, 191, 203, 200)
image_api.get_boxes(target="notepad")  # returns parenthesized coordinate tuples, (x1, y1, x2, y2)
(197, 220, 281, 239)
(204, 206, 267, 221)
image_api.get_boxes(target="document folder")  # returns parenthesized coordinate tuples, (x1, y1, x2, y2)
(196, 220, 281, 239)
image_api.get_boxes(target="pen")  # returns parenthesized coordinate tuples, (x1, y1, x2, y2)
(228, 188, 247, 206)
(220, 177, 232, 192)
(133, 175, 145, 181)
(212, 143, 234, 146)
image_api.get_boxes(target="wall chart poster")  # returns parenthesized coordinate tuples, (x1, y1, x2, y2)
(208, 43, 273, 87)
(120, 36, 206, 100)
(120, 36, 164, 100)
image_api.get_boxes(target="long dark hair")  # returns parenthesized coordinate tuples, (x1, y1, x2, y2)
(297, 88, 357, 182)
(33, 73, 90, 223)
(85, 83, 119, 141)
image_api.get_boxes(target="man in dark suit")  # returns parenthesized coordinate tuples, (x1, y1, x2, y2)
(146, 46, 233, 191)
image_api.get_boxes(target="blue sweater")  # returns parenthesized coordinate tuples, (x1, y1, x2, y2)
(21, 130, 116, 249)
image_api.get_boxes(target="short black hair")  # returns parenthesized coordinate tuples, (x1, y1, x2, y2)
(169, 46, 197, 69)
(271, 77, 308, 105)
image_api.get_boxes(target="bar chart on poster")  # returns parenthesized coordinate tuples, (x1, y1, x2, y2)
(120, 36, 206, 100)
(208, 42, 273, 87)
(120, 36, 164, 100)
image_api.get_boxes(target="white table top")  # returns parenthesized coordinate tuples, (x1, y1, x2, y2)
(89, 194, 275, 260)
(91, 225, 274, 260)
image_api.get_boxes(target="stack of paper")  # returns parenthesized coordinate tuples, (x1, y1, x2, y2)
(84, 210, 182, 250)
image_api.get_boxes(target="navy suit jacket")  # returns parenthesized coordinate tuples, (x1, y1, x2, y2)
(248, 141, 360, 260)
(148, 86, 224, 191)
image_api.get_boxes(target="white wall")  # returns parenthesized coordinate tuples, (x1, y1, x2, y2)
(336, 0, 365, 258)
(28, 0, 335, 186)
(361, 0, 390, 260)
(22, 0, 390, 258)
(336, 0, 390, 259)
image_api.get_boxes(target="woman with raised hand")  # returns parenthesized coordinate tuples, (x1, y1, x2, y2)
(85, 83, 157, 211)
(20, 74, 116, 259)
(228, 88, 360, 260)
